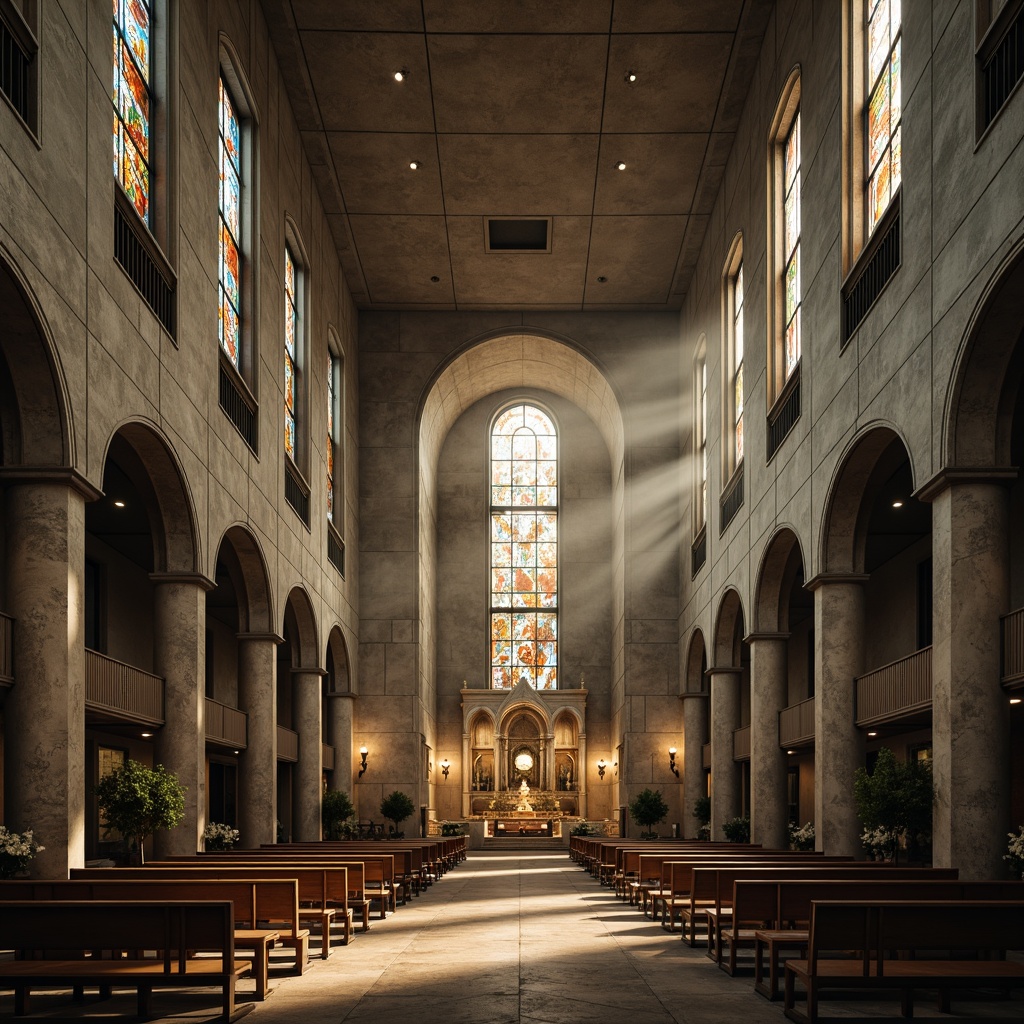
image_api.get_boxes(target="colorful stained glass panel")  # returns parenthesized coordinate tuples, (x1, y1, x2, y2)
(113, 0, 152, 224)
(868, 0, 890, 83)
(785, 251, 799, 324)
(785, 315, 800, 378)
(868, 70, 890, 171)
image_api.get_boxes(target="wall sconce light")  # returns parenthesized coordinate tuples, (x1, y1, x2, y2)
(597, 758, 607, 780)
(668, 746, 679, 777)
(358, 745, 369, 777)
(440, 758, 450, 780)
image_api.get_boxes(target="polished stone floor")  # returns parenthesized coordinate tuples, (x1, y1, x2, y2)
(3, 849, 1023, 1023)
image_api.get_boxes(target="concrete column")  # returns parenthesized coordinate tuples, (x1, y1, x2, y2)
(3, 473, 95, 878)
(708, 667, 741, 839)
(577, 731, 588, 819)
(681, 694, 708, 837)
(293, 668, 324, 841)
(151, 573, 214, 857)
(461, 729, 471, 818)
(926, 473, 1012, 878)
(808, 575, 867, 856)
(325, 692, 354, 794)
(237, 632, 280, 846)
(747, 633, 790, 850)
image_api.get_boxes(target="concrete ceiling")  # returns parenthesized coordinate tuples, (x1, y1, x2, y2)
(261, 1, 773, 311)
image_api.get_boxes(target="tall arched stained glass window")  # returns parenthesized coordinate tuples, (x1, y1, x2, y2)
(113, 0, 152, 223)
(490, 404, 558, 690)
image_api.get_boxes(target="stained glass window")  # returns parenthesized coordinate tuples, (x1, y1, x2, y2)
(783, 112, 801, 380)
(219, 76, 242, 369)
(327, 350, 338, 522)
(698, 354, 707, 526)
(490, 405, 558, 689)
(284, 245, 298, 461)
(112, 0, 152, 223)
(866, 0, 901, 231)
(733, 263, 745, 466)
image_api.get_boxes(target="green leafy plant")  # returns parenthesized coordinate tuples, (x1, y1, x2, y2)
(380, 790, 416, 837)
(1004, 825, 1024, 879)
(440, 821, 466, 836)
(693, 795, 711, 828)
(853, 746, 932, 865)
(628, 788, 669, 838)
(321, 789, 356, 840)
(722, 816, 750, 843)
(0, 826, 44, 878)
(94, 759, 185, 865)
(570, 820, 595, 837)
(203, 822, 239, 851)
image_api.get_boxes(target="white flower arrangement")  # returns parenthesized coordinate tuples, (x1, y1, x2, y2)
(0, 826, 44, 878)
(860, 825, 899, 860)
(1005, 824, 1024, 879)
(788, 821, 815, 851)
(203, 822, 240, 851)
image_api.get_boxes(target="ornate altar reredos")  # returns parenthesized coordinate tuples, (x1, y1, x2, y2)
(460, 676, 587, 819)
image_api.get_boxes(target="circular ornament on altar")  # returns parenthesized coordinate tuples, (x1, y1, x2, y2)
(514, 750, 534, 773)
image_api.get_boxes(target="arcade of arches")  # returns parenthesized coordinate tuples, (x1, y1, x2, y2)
(1, 0, 1023, 888)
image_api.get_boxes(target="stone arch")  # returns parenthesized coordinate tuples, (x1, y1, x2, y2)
(213, 524, 274, 633)
(713, 588, 746, 667)
(100, 421, 201, 574)
(0, 247, 74, 466)
(469, 708, 497, 747)
(325, 625, 353, 695)
(684, 627, 708, 693)
(819, 424, 916, 574)
(944, 236, 1024, 468)
(753, 527, 807, 633)
(283, 586, 319, 670)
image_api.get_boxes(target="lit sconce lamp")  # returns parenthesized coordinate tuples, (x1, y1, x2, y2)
(1010, 697, 1022, 705)
(668, 746, 679, 777)
(358, 745, 369, 777)
(440, 758, 450, 780)
(597, 758, 607, 780)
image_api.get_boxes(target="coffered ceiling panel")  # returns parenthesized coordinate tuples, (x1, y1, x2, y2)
(261, 0, 773, 310)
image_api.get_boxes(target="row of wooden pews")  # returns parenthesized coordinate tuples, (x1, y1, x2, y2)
(569, 836, 1024, 1023)
(0, 834, 467, 1020)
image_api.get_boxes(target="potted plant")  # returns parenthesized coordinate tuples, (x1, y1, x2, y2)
(0, 826, 44, 878)
(321, 789, 356, 840)
(202, 822, 239, 851)
(788, 821, 815, 851)
(380, 790, 415, 838)
(853, 746, 932, 865)
(440, 821, 467, 836)
(693, 795, 711, 840)
(722, 816, 750, 843)
(628, 788, 669, 839)
(1005, 825, 1024, 879)
(94, 758, 185, 865)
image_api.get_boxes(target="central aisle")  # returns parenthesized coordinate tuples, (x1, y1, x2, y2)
(253, 849, 782, 1024)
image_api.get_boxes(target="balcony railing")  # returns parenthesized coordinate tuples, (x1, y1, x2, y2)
(0, 612, 13, 684)
(277, 725, 299, 762)
(733, 725, 751, 761)
(205, 698, 247, 749)
(779, 696, 816, 748)
(1002, 606, 1024, 685)
(322, 743, 335, 771)
(85, 649, 164, 724)
(702, 742, 711, 770)
(855, 646, 932, 727)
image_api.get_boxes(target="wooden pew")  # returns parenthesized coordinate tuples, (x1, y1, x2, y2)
(749, 875, 1020, 1000)
(0, 877, 306, 999)
(72, 864, 346, 960)
(783, 900, 1024, 1024)
(0, 900, 252, 1022)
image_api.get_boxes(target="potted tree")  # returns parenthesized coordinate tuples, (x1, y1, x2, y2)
(94, 758, 185, 865)
(628, 788, 669, 839)
(380, 790, 416, 838)
(322, 789, 356, 840)
(854, 746, 932, 864)
(693, 795, 711, 840)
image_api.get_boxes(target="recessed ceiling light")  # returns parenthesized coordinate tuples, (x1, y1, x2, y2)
(1011, 697, 1022, 705)
(141, 732, 153, 738)
(409, 160, 420, 170)
(113, 499, 126, 508)
(786, 749, 796, 755)
(625, 71, 637, 83)
(597, 276, 607, 283)
(616, 161, 627, 171)
(867, 731, 878, 737)
(892, 500, 904, 508)
(394, 69, 407, 82)
(430, 275, 440, 283)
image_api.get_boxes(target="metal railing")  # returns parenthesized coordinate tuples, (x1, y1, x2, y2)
(779, 696, 816, 748)
(980, 2, 1024, 131)
(733, 725, 750, 761)
(855, 646, 932, 727)
(322, 743, 335, 771)
(205, 697, 247, 748)
(277, 725, 299, 762)
(85, 649, 164, 724)
(0, 612, 12, 683)
(1001, 606, 1024, 684)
